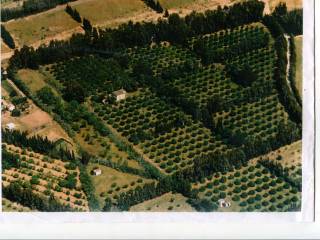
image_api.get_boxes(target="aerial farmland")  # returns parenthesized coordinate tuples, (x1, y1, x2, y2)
(1, 0, 302, 212)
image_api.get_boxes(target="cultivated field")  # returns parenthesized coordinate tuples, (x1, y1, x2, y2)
(1, 0, 303, 212)
(192, 160, 300, 212)
(2, 144, 89, 211)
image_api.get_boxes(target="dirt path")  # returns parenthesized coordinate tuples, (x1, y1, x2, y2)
(263, 0, 272, 15)
(284, 34, 294, 94)
(6, 78, 26, 97)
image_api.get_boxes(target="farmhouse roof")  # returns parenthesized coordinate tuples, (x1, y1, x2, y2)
(113, 89, 126, 96)
(6, 122, 15, 130)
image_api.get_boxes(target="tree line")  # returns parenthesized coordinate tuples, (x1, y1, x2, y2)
(104, 174, 191, 211)
(176, 120, 301, 183)
(272, 3, 302, 35)
(142, 0, 163, 13)
(1, 25, 15, 49)
(1, 0, 77, 22)
(7, 0, 266, 70)
(65, 4, 81, 23)
(259, 159, 301, 191)
(2, 147, 20, 171)
(79, 165, 100, 210)
(193, 33, 269, 64)
(262, 15, 302, 124)
(2, 129, 76, 161)
(2, 182, 74, 211)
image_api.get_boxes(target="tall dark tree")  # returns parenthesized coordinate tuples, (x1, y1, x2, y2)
(1, 25, 15, 49)
(83, 18, 93, 33)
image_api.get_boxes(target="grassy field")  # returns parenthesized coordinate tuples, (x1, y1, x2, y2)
(75, 125, 142, 170)
(253, 141, 301, 167)
(1, 40, 12, 53)
(86, 163, 153, 209)
(130, 192, 195, 212)
(17, 69, 47, 92)
(4, 9, 79, 46)
(294, 35, 303, 98)
(159, 0, 197, 9)
(72, 0, 147, 26)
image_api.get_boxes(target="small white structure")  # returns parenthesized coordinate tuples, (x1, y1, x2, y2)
(92, 168, 102, 176)
(218, 199, 231, 208)
(8, 104, 15, 112)
(113, 89, 127, 102)
(6, 122, 15, 130)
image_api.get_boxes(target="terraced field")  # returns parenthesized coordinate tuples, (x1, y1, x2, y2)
(2, 144, 89, 211)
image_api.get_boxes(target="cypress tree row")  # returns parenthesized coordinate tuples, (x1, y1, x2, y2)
(1, 25, 15, 49)
(8, 0, 266, 70)
(262, 15, 302, 124)
(142, 0, 164, 13)
(65, 4, 82, 23)
(2, 129, 75, 161)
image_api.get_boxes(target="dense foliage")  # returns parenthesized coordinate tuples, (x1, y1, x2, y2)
(2, 147, 20, 171)
(3, 182, 74, 211)
(272, 3, 302, 35)
(262, 15, 302, 124)
(2, 129, 75, 161)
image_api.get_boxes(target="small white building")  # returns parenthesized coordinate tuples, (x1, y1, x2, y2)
(113, 89, 127, 102)
(6, 122, 15, 130)
(8, 104, 15, 112)
(92, 168, 102, 176)
(218, 199, 231, 208)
